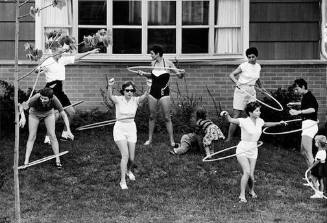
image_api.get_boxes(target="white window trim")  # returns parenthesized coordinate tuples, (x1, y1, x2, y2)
(35, 0, 249, 61)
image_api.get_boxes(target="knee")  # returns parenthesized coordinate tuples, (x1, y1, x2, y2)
(243, 170, 251, 176)
(163, 115, 171, 123)
(48, 133, 57, 141)
(149, 112, 156, 121)
(28, 134, 37, 142)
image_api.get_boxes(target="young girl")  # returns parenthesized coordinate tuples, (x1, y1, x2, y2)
(196, 107, 225, 157)
(221, 102, 286, 203)
(107, 78, 151, 190)
(309, 135, 327, 199)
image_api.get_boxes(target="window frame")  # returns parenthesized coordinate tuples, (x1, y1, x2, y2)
(35, 0, 249, 61)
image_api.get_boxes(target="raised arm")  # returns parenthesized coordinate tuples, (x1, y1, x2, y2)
(220, 111, 240, 125)
(74, 48, 99, 62)
(106, 78, 118, 104)
(138, 79, 152, 103)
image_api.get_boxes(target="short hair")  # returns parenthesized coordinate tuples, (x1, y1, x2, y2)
(39, 87, 54, 98)
(150, 45, 164, 57)
(120, 81, 136, 95)
(245, 101, 261, 116)
(293, 78, 307, 90)
(246, 47, 258, 57)
(314, 135, 327, 149)
(196, 106, 207, 120)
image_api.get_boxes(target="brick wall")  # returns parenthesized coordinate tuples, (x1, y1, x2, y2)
(1, 60, 326, 123)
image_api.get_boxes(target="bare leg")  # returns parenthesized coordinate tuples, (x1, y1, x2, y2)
(237, 156, 251, 201)
(145, 95, 158, 145)
(115, 140, 129, 185)
(159, 96, 175, 146)
(248, 158, 257, 196)
(226, 109, 242, 142)
(301, 135, 314, 168)
(44, 113, 60, 164)
(24, 116, 40, 165)
(127, 141, 136, 171)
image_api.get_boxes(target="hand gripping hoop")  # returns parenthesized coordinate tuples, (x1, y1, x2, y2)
(127, 66, 184, 75)
(263, 119, 319, 135)
(203, 141, 263, 162)
(235, 85, 283, 112)
(18, 151, 69, 170)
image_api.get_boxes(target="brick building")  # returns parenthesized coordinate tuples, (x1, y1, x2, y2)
(0, 0, 326, 122)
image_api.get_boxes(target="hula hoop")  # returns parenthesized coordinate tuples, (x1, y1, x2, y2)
(18, 151, 69, 170)
(235, 85, 283, 111)
(202, 141, 263, 162)
(263, 119, 319, 135)
(76, 117, 134, 131)
(127, 66, 184, 75)
(304, 164, 327, 199)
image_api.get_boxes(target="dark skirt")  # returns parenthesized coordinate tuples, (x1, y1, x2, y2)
(311, 162, 327, 179)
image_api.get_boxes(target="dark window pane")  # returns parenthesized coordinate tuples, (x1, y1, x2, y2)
(182, 29, 208, 53)
(78, 28, 107, 53)
(113, 29, 141, 54)
(113, 0, 141, 25)
(148, 29, 176, 53)
(182, 1, 209, 25)
(78, 0, 106, 25)
(148, 1, 176, 25)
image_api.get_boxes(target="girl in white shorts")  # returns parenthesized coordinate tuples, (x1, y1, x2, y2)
(107, 78, 151, 190)
(221, 102, 286, 203)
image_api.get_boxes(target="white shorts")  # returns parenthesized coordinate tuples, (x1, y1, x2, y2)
(113, 121, 137, 143)
(233, 85, 256, 110)
(236, 141, 258, 159)
(301, 119, 318, 138)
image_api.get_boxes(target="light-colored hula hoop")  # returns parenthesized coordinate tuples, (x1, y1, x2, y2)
(76, 117, 134, 131)
(235, 85, 283, 111)
(304, 164, 327, 199)
(263, 119, 319, 135)
(202, 141, 263, 162)
(127, 66, 183, 75)
(18, 151, 69, 170)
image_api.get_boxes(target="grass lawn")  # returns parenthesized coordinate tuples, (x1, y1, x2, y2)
(0, 128, 326, 223)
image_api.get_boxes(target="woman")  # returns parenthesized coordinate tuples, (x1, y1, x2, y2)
(226, 47, 262, 142)
(107, 78, 151, 190)
(39, 47, 99, 143)
(221, 102, 286, 203)
(138, 45, 185, 147)
(19, 87, 74, 169)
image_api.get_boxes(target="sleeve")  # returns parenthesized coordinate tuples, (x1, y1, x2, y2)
(134, 96, 140, 105)
(37, 57, 52, 70)
(258, 118, 265, 128)
(28, 93, 40, 108)
(52, 96, 64, 112)
(61, 55, 75, 65)
(238, 118, 245, 128)
(239, 62, 246, 72)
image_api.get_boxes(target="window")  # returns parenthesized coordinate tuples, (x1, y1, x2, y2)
(35, 0, 249, 60)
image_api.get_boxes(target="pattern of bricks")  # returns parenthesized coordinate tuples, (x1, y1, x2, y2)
(0, 62, 326, 121)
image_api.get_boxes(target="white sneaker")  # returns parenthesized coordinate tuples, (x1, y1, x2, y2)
(126, 171, 136, 181)
(44, 135, 51, 145)
(119, 182, 128, 190)
(310, 192, 323, 199)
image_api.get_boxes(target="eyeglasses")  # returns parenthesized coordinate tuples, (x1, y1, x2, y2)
(125, 89, 135, 93)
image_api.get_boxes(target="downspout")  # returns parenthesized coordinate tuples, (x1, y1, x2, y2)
(320, 0, 327, 59)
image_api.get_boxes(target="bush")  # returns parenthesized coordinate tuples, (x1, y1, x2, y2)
(259, 86, 302, 149)
(0, 80, 29, 137)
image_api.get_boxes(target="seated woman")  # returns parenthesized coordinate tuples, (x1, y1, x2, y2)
(19, 87, 74, 169)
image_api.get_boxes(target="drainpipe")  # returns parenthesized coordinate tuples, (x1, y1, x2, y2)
(321, 0, 327, 59)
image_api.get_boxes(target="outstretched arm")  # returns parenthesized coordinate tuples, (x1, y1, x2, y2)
(264, 120, 287, 127)
(74, 48, 99, 62)
(220, 111, 240, 125)
(59, 110, 74, 139)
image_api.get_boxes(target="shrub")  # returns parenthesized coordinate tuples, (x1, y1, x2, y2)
(0, 80, 29, 137)
(259, 86, 302, 149)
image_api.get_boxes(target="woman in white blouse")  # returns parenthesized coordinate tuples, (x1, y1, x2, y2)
(107, 78, 151, 190)
(226, 47, 262, 142)
(221, 102, 285, 203)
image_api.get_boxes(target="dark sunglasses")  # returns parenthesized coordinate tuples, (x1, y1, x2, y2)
(125, 89, 135, 93)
